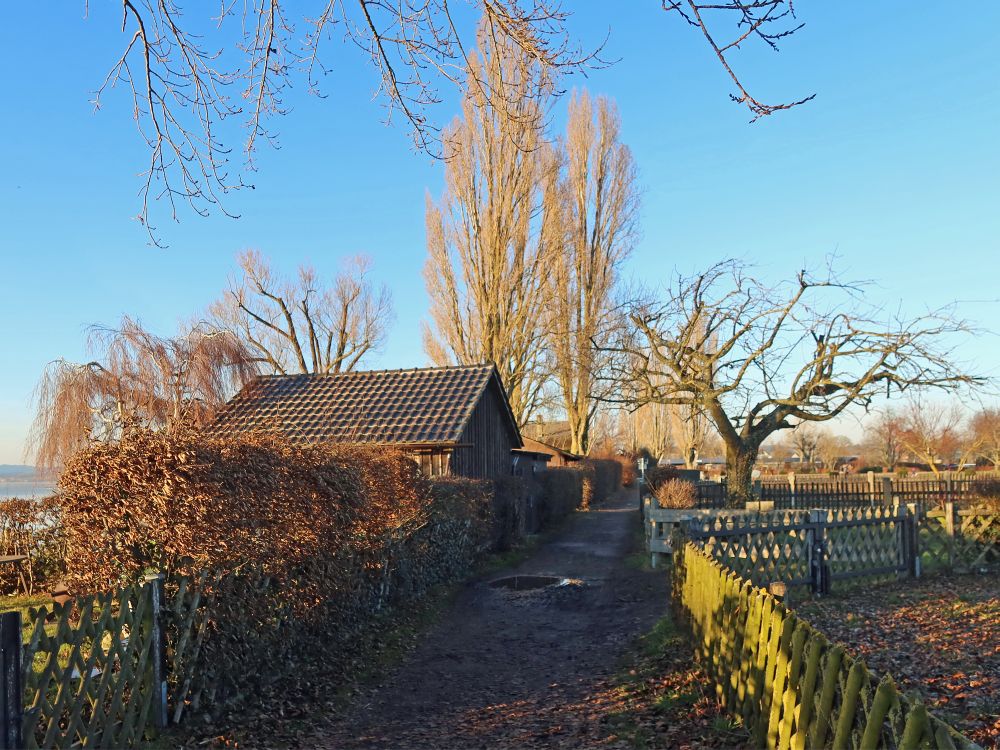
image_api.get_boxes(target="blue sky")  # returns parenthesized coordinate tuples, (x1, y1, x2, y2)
(2, 3, 998, 464)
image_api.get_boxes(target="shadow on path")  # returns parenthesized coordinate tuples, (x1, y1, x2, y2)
(317, 488, 669, 749)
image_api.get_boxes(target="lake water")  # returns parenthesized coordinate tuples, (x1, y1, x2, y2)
(0, 481, 56, 499)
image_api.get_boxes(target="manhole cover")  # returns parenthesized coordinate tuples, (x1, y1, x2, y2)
(489, 575, 569, 591)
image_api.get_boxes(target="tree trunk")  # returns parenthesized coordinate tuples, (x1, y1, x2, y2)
(725, 441, 759, 508)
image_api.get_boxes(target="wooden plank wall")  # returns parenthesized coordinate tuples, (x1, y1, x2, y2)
(451, 381, 517, 480)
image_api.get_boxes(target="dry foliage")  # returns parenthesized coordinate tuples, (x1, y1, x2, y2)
(56, 428, 451, 592)
(794, 575, 1000, 748)
(29, 317, 258, 469)
(652, 478, 698, 509)
(210, 250, 393, 375)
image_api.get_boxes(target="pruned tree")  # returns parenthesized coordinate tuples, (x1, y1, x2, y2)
(898, 398, 978, 477)
(210, 250, 393, 375)
(970, 407, 1000, 470)
(612, 260, 979, 505)
(865, 409, 904, 471)
(546, 91, 639, 454)
(29, 317, 259, 468)
(423, 25, 558, 425)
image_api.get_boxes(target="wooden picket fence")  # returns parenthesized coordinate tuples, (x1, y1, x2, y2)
(672, 542, 978, 749)
(697, 473, 996, 510)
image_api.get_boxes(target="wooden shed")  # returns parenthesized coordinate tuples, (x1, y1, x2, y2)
(207, 364, 522, 480)
(521, 437, 581, 468)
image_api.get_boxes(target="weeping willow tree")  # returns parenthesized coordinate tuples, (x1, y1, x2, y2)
(29, 317, 259, 468)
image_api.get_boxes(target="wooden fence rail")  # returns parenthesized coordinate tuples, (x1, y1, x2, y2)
(672, 542, 979, 749)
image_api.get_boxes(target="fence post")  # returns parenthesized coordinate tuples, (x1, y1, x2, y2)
(881, 477, 893, 506)
(867, 471, 876, 504)
(806, 509, 829, 595)
(907, 502, 921, 578)
(144, 574, 169, 730)
(0, 611, 23, 750)
(944, 500, 956, 571)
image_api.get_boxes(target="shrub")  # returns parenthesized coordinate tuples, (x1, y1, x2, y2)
(56, 428, 466, 592)
(55, 427, 515, 721)
(653, 478, 697, 509)
(969, 479, 1000, 512)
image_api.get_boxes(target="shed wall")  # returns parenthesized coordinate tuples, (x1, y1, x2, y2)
(451, 382, 518, 479)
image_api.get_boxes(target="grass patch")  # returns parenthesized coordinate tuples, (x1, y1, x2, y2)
(598, 614, 750, 749)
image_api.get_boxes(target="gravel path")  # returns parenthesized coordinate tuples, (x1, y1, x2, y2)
(316, 488, 670, 749)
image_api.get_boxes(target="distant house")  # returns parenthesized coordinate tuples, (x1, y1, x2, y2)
(208, 364, 523, 480)
(520, 437, 581, 468)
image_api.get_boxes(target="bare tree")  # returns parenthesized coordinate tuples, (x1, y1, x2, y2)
(29, 317, 259, 468)
(546, 91, 639, 454)
(631, 402, 675, 462)
(816, 430, 852, 473)
(423, 25, 558, 425)
(668, 403, 712, 469)
(662, 1, 814, 120)
(92, 2, 603, 244)
(898, 398, 977, 477)
(970, 407, 1000, 470)
(788, 422, 820, 470)
(210, 250, 393, 375)
(86, 2, 817, 243)
(612, 260, 978, 505)
(865, 409, 904, 471)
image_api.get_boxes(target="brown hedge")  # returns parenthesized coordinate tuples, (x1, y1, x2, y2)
(56, 429, 469, 592)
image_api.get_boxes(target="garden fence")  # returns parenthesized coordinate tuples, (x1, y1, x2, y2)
(645, 500, 998, 592)
(672, 541, 978, 749)
(695, 473, 992, 510)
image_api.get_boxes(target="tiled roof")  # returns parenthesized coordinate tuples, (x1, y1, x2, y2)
(208, 364, 517, 446)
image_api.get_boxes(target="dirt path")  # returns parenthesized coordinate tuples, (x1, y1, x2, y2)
(317, 488, 670, 749)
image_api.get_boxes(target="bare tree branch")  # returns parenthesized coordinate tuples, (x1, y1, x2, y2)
(662, 0, 814, 120)
(210, 250, 393, 375)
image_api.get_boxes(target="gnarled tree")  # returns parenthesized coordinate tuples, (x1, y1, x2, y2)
(423, 25, 558, 425)
(29, 317, 258, 468)
(210, 250, 393, 375)
(612, 260, 978, 505)
(547, 91, 639, 454)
